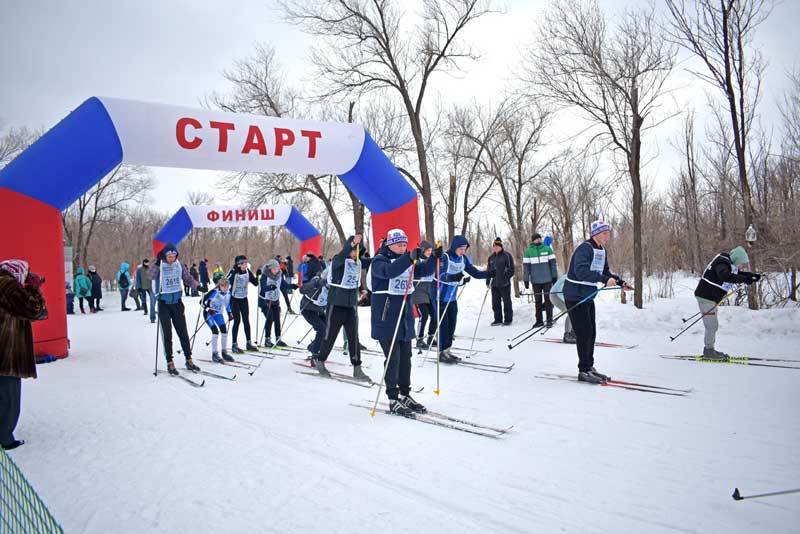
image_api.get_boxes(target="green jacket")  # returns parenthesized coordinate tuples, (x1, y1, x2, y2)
(74, 269, 92, 298)
(523, 243, 558, 284)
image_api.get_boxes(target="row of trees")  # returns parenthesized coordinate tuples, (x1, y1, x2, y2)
(2, 0, 797, 306)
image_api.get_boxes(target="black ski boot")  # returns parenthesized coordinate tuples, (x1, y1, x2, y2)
(438, 349, 457, 364)
(563, 331, 577, 344)
(231, 344, 244, 354)
(702, 347, 729, 361)
(211, 352, 223, 363)
(590, 367, 610, 381)
(532, 321, 545, 328)
(389, 399, 414, 416)
(275, 340, 288, 348)
(245, 342, 259, 352)
(167, 361, 179, 376)
(264, 340, 274, 348)
(185, 358, 201, 372)
(490, 320, 503, 326)
(578, 370, 606, 384)
(221, 350, 235, 362)
(416, 337, 429, 350)
(545, 319, 553, 328)
(400, 394, 426, 413)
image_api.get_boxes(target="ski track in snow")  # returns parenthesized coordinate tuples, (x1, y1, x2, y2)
(8, 279, 800, 533)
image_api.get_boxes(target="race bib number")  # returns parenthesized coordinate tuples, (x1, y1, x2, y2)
(388, 266, 413, 296)
(590, 249, 606, 273)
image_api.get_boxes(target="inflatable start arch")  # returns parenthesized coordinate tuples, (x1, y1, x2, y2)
(154, 204, 322, 259)
(0, 97, 420, 357)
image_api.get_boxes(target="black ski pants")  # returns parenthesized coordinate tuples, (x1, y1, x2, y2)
(434, 299, 458, 351)
(302, 309, 327, 355)
(158, 300, 192, 362)
(380, 339, 412, 401)
(259, 300, 282, 342)
(230, 297, 252, 345)
(566, 299, 596, 372)
(0, 376, 21, 447)
(316, 305, 360, 366)
(491, 285, 513, 323)
(415, 302, 436, 340)
(533, 282, 554, 323)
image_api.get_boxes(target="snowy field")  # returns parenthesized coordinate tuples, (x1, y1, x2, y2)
(10, 276, 800, 533)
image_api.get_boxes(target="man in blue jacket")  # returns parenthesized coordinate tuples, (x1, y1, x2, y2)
(563, 220, 632, 384)
(370, 229, 436, 415)
(431, 235, 491, 363)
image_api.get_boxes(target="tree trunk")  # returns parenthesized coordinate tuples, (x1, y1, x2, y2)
(630, 86, 644, 309)
(447, 174, 457, 243)
(792, 268, 797, 301)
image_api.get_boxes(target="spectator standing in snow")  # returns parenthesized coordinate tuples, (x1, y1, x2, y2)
(199, 258, 210, 293)
(73, 267, 93, 314)
(0, 259, 46, 451)
(694, 246, 760, 360)
(563, 220, 632, 384)
(117, 262, 132, 311)
(523, 232, 558, 328)
(486, 237, 515, 326)
(88, 265, 103, 312)
(189, 263, 200, 297)
(137, 259, 155, 323)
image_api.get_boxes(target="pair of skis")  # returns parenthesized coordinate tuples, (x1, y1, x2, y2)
(155, 366, 237, 387)
(421, 357, 515, 373)
(535, 373, 692, 396)
(660, 355, 800, 370)
(537, 338, 639, 349)
(350, 402, 511, 439)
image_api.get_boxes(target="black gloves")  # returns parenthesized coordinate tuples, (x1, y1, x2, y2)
(742, 272, 760, 285)
(486, 279, 491, 288)
(320, 278, 328, 287)
(488, 269, 497, 278)
(265, 284, 277, 291)
(551, 277, 558, 286)
(291, 283, 299, 290)
(434, 244, 443, 259)
(463, 277, 471, 284)
(451, 272, 464, 282)
(524, 281, 530, 290)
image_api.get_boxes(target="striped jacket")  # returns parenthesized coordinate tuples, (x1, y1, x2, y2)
(523, 243, 558, 284)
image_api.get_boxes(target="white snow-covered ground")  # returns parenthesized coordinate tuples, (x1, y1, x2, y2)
(10, 277, 800, 533)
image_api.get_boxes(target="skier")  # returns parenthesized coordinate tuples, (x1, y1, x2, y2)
(432, 235, 491, 364)
(279, 258, 296, 314)
(549, 275, 576, 343)
(299, 268, 329, 357)
(73, 267, 92, 314)
(202, 278, 234, 363)
(0, 259, 46, 451)
(370, 229, 436, 415)
(226, 255, 258, 354)
(694, 246, 760, 360)
(117, 261, 132, 311)
(487, 237, 515, 326)
(563, 220, 632, 384)
(258, 259, 297, 347)
(411, 241, 436, 349)
(88, 265, 103, 312)
(523, 232, 558, 328)
(147, 243, 201, 375)
(312, 235, 370, 381)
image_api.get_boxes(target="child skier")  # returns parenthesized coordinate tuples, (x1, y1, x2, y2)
(411, 241, 436, 349)
(299, 268, 329, 357)
(202, 278, 235, 363)
(258, 259, 296, 347)
(227, 255, 258, 353)
(147, 243, 201, 375)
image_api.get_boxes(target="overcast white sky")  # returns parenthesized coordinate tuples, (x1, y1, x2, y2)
(1, 0, 798, 214)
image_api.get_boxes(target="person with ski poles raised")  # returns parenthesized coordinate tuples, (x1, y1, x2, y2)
(312, 234, 370, 381)
(694, 246, 760, 360)
(227, 255, 258, 354)
(487, 236, 515, 326)
(202, 277, 235, 363)
(147, 243, 202, 375)
(411, 241, 436, 349)
(370, 229, 436, 415)
(258, 259, 297, 348)
(563, 220, 632, 384)
(432, 235, 492, 364)
(523, 232, 558, 328)
(299, 267, 330, 358)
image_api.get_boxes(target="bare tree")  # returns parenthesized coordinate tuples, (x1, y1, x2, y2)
(279, 0, 495, 241)
(665, 0, 773, 309)
(523, 0, 677, 308)
(0, 123, 41, 169)
(62, 165, 155, 269)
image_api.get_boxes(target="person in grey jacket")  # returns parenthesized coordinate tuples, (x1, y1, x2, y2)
(411, 241, 436, 348)
(486, 237, 515, 325)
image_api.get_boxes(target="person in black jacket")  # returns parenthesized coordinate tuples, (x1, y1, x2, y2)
(694, 246, 760, 360)
(88, 265, 103, 312)
(299, 269, 329, 357)
(227, 255, 259, 353)
(312, 235, 370, 381)
(486, 237, 515, 326)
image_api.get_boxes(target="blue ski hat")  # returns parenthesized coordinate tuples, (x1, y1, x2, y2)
(448, 235, 470, 255)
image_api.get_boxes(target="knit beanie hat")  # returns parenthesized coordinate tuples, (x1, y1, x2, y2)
(729, 246, 749, 266)
(532, 232, 542, 241)
(0, 259, 29, 285)
(264, 259, 280, 271)
(590, 220, 612, 237)
(386, 228, 408, 246)
(420, 240, 434, 251)
(493, 237, 503, 247)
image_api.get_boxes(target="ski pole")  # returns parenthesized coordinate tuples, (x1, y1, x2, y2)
(670, 291, 734, 342)
(681, 290, 735, 322)
(297, 326, 313, 345)
(206, 313, 233, 346)
(370, 260, 416, 415)
(732, 487, 800, 501)
(189, 300, 203, 352)
(508, 287, 618, 350)
(153, 299, 161, 376)
(419, 279, 465, 367)
(178, 315, 214, 355)
(467, 283, 491, 358)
